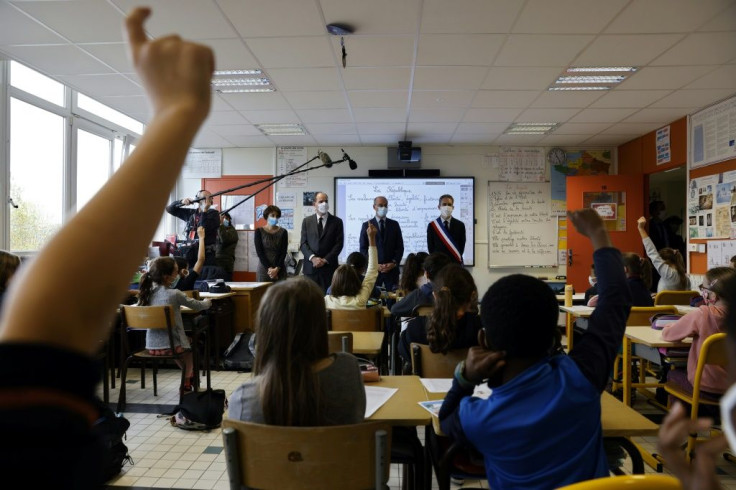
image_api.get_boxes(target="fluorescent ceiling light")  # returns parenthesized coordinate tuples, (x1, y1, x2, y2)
(211, 68, 275, 93)
(504, 122, 559, 134)
(214, 69, 263, 76)
(566, 67, 637, 73)
(548, 66, 638, 92)
(556, 75, 626, 84)
(217, 88, 276, 93)
(256, 123, 308, 136)
(548, 86, 611, 91)
(211, 77, 271, 87)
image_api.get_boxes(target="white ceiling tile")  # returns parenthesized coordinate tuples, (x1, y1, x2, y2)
(342, 67, 411, 90)
(513, 0, 629, 34)
(127, 112, 152, 124)
(698, 2, 736, 31)
(58, 74, 140, 96)
(410, 91, 475, 109)
(569, 108, 638, 123)
(413, 67, 488, 90)
(530, 91, 605, 109)
(651, 89, 736, 109)
(220, 92, 291, 111)
(239, 110, 301, 124)
(348, 91, 408, 108)
(353, 107, 407, 123)
(201, 39, 259, 70)
(573, 34, 685, 66)
(356, 123, 406, 135)
(600, 123, 664, 135)
(204, 111, 248, 125)
(470, 90, 541, 108)
(1, 44, 114, 75)
(408, 108, 465, 123)
(589, 90, 672, 109)
(516, 108, 582, 123)
(685, 65, 736, 89)
(320, 0, 422, 35)
(623, 108, 695, 123)
(582, 134, 636, 146)
(0, 3, 66, 45)
(480, 68, 561, 90)
(304, 123, 357, 135)
(111, 0, 238, 40)
(100, 95, 150, 114)
(12, 1, 125, 43)
(416, 34, 505, 66)
(456, 122, 509, 134)
(539, 134, 598, 146)
(222, 134, 274, 146)
(554, 123, 612, 135)
(620, 66, 716, 90)
(246, 37, 334, 69)
(604, 0, 733, 33)
(421, 0, 523, 34)
(268, 135, 317, 146)
(450, 133, 499, 144)
(652, 32, 736, 66)
(217, 0, 324, 37)
(406, 122, 459, 133)
(494, 35, 594, 67)
(192, 130, 236, 148)
(80, 43, 133, 73)
(331, 36, 415, 67)
(282, 91, 347, 110)
(267, 68, 341, 91)
(409, 133, 453, 144)
(462, 108, 522, 123)
(207, 124, 262, 136)
(295, 109, 353, 124)
(359, 134, 402, 144)
(494, 134, 546, 145)
(313, 134, 362, 146)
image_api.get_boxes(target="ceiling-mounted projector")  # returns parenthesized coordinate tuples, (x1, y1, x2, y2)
(397, 140, 421, 162)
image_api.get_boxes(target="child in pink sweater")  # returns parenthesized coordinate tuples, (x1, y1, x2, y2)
(661, 266, 735, 395)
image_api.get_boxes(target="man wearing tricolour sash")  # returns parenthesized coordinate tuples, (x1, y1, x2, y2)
(427, 194, 466, 264)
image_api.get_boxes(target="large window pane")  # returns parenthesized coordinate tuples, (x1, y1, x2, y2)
(9, 98, 64, 251)
(77, 93, 144, 135)
(76, 129, 111, 212)
(10, 61, 65, 107)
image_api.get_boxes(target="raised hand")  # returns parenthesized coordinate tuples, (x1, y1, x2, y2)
(568, 208, 612, 250)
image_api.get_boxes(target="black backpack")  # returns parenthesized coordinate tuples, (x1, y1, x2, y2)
(92, 400, 133, 482)
(170, 359, 227, 431)
(222, 332, 255, 371)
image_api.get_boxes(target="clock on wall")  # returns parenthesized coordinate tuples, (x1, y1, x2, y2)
(547, 147, 566, 166)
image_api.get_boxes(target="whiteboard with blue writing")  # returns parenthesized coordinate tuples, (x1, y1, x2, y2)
(334, 177, 475, 265)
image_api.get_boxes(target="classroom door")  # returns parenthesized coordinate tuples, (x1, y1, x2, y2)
(566, 175, 644, 292)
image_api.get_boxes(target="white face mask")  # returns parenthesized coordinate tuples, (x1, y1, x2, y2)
(317, 202, 329, 214)
(376, 206, 387, 218)
(721, 383, 736, 452)
(588, 276, 597, 287)
(440, 205, 453, 219)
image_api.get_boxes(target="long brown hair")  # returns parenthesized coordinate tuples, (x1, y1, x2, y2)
(400, 252, 428, 293)
(254, 277, 329, 426)
(329, 264, 361, 297)
(0, 250, 21, 293)
(426, 265, 476, 354)
(658, 247, 689, 290)
(137, 257, 176, 306)
(622, 252, 652, 289)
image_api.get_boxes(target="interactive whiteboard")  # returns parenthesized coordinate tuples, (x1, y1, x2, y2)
(335, 177, 475, 265)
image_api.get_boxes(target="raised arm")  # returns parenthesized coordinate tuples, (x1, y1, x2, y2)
(192, 226, 206, 275)
(0, 8, 214, 356)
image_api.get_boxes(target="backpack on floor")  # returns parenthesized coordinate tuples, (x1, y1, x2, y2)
(222, 332, 255, 371)
(92, 400, 133, 482)
(171, 388, 227, 431)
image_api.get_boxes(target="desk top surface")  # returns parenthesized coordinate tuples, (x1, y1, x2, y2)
(559, 305, 594, 316)
(332, 331, 383, 355)
(199, 292, 236, 299)
(367, 375, 432, 426)
(226, 282, 272, 291)
(624, 326, 691, 347)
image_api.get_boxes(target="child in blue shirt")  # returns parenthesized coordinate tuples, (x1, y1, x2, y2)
(439, 209, 632, 489)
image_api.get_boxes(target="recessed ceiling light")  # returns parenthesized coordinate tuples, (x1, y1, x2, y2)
(565, 67, 637, 73)
(556, 75, 626, 84)
(211, 78, 271, 87)
(548, 66, 638, 92)
(211, 68, 275, 93)
(217, 88, 276, 93)
(214, 69, 263, 76)
(256, 123, 308, 136)
(504, 122, 560, 134)
(548, 86, 612, 91)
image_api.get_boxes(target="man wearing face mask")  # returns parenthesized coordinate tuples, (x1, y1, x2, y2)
(427, 194, 466, 264)
(359, 196, 404, 291)
(166, 189, 221, 268)
(216, 212, 239, 282)
(300, 192, 344, 292)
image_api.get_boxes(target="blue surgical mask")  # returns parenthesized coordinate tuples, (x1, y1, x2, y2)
(170, 275, 180, 289)
(376, 206, 387, 218)
(223, 219, 230, 227)
(268, 217, 278, 226)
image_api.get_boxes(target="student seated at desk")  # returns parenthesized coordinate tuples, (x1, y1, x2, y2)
(638, 216, 691, 292)
(390, 252, 451, 318)
(439, 209, 632, 489)
(326, 251, 381, 300)
(661, 266, 735, 399)
(324, 223, 378, 310)
(229, 277, 366, 425)
(398, 265, 480, 364)
(588, 252, 653, 307)
(173, 226, 205, 291)
(398, 251, 429, 295)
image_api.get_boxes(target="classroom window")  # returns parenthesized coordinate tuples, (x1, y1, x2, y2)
(76, 93, 144, 135)
(76, 128, 112, 212)
(9, 61, 65, 107)
(9, 97, 65, 251)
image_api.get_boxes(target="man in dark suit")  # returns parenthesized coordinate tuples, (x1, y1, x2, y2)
(427, 194, 466, 264)
(300, 191, 344, 292)
(359, 196, 404, 291)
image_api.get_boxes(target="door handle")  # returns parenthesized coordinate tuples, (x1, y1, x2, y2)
(568, 249, 573, 267)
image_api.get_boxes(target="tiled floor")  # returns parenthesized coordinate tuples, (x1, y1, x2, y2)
(102, 367, 736, 489)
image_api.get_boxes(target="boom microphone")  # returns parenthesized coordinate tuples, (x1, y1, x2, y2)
(341, 149, 358, 170)
(318, 150, 333, 168)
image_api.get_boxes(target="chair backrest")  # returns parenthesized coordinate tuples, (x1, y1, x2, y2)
(626, 306, 677, 326)
(120, 305, 177, 352)
(411, 304, 434, 317)
(654, 290, 699, 306)
(556, 474, 682, 489)
(327, 307, 383, 332)
(411, 343, 469, 378)
(327, 331, 354, 353)
(693, 333, 728, 391)
(222, 419, 391, 490)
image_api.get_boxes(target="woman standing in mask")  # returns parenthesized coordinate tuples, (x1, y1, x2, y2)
(216, 212, 238, 281)
(254, 205, 288, 282)
(427, 194, 466, 264)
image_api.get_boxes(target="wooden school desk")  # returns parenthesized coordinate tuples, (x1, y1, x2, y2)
(367, 375, 432, 426)
(226, 282, 272, 332)
(559, 305, 594, 350)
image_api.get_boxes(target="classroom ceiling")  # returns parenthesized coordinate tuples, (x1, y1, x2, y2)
(0, 0, 734, 150)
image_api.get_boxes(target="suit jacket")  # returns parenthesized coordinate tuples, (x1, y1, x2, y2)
(300, 213, 344, 275)
(360, 217, 404, 288)
(427, 217, 466, 263)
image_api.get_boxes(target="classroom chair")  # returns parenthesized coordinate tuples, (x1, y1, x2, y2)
(664, 332, 727, 461)
(327, 331, 354, 353)
(654, 290, 699, 306)
(556, 474, 682, 489)
(117, 305, 187, 412)
(410, 343, 468, 378)
(222, 419, 391, 490)
(327, 307, 383, 332)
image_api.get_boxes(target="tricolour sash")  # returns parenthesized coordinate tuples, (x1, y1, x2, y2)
(431, 217, 463, 263)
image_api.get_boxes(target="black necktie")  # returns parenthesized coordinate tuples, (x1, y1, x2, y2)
(379, 219, 385, 238)
(444, 220, 450, 231)
(318, 217, 323, 236)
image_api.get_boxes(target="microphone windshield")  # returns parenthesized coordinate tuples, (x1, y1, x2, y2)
(349, 159, 358, 170)
(318, 151, 333, 167)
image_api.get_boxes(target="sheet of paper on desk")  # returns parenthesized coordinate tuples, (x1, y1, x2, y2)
(418, 400, 444, 417)
(421, 378, 453, 393)
(364, 386, 398, 418)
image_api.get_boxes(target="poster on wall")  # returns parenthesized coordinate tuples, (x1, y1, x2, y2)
(277, 146, 308, 187)
(550, 149, 612, 216)
(656, 126, 671, 165)
(688, 172, 736, 239)
(690, 94, 736, 169)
